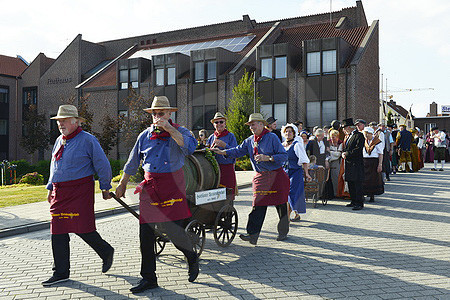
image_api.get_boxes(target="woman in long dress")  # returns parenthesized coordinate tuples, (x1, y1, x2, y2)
(362, 127, 384, 202)
(281, 124, 312, 222)
(327, 129, 343, 198)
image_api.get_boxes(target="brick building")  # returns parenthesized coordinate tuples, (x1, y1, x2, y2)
(8, 0, 379, 161)
(414, 102, 450, 134)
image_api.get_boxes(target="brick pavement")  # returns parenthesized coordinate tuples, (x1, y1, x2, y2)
(0, 164, 449, 299)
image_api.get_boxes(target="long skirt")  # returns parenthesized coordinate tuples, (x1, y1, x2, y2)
(337, 160, 350, 198)
(363, 158, 384, 196)
(329, 158, 341, 197)
(286, 167, 306, 214)
(425, 145, 434, 162)
(411, 144, 420, 172)
(392, 147, 398, 167)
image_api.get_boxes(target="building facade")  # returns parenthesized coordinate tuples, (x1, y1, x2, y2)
(8, 0, 379, 161)
(414, 102, 450, 134)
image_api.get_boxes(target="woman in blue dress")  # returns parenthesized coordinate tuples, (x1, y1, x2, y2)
(282, 124, 311, 222)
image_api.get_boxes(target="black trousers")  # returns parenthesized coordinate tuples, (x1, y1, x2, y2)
(347, 181, 364, 206)
(246, 204, 289, 238)
(51, 231, 113, 278)
(140, 220, 196, 283)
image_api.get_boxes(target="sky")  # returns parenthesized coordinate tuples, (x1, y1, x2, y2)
(1, 0, 449, 117)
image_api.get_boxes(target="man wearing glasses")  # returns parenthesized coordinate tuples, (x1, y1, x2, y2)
(207, 112, 238, 195)
(115, 96, 198, 293)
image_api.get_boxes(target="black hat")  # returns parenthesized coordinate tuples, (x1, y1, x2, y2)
(342, 118, 354, 128)
(431, 126, 439, 131)
(392, 124, 397, 129)
(368, 121, 378, 127)
(355, 119, 366, 125)
(331, 120, 341, 130)
(266, 117, 277, 124)
(387, 124, 394, 128)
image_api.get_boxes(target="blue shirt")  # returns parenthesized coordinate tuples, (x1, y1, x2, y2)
(47, 131, 112, 191)
(123, 125, 197, 175)
(207, 132, 238, 165)
(225, 132, 287, 173)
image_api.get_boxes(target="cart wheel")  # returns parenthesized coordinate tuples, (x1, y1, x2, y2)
(185, 220, 206, 257)
(213, 205, 238, 247)
(154, 234, 167, 256)
(322, 198, 328, 206)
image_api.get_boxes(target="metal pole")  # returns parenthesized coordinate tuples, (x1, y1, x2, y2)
(253, 72, 256, 113)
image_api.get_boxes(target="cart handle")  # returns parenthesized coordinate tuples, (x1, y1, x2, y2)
(109, 192, 140, 219)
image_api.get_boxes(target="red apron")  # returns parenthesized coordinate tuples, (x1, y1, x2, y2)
(138, 168, 191, 224)
(219, 164, 237, 194)
(50, 176, 95, 234)
(252, 168, 289, 206)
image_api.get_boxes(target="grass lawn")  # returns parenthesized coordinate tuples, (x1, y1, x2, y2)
(0, 182, 126, 208)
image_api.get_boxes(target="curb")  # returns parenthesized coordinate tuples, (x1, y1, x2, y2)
(0, 183, 252, 238)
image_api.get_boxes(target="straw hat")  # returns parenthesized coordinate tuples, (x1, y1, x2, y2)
(143, 96, 178, 113)
(245, 113, 268, 125)
(210, 112, 227, 124)
(51, 105, 85, 121)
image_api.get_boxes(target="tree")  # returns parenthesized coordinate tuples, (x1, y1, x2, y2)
(387, 111, 393, 125)
(20, 104, 50, 155)
(119, 88, 153, 149)
(95, 114, 120, 156)
(226, 70, 261, 144)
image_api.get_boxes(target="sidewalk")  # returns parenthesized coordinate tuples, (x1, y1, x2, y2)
(0, 171, 254, 238)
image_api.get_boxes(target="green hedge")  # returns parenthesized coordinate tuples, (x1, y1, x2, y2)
(235, 156, 253, 171)
(19, 172, 44, 185)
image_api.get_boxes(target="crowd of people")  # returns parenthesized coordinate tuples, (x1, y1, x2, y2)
(43, 97, 448, 293)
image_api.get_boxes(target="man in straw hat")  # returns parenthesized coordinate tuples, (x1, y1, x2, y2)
(42, 105, 114, 286)
(211, 113, 289, 245)
(207, 112, 238, 195)
(115, 96, 198, 293)
(341, 118, 365, 210)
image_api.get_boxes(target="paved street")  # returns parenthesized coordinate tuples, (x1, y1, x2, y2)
(0, 164, 449, 299)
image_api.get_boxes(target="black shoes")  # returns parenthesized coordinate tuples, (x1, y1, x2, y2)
(290, 215, 301, 222)
(276, 234, 288, 241)
(102, 248, 114, 273)
(239, 234, 258, 245)
(439, 168, 444, 171)
(42, 275, 69, 286)
(130, 279, 158, 293)
(346, 203, 355, 207)
(352, 205, 364, 210)
(188, 258, 199, 282)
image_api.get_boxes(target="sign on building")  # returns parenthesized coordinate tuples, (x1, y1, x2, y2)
(442, 105, 450, 113)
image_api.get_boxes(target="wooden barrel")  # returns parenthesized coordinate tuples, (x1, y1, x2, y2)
(183, 150, 220, 196)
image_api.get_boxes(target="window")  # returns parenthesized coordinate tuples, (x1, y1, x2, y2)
(322, 50, 336, 73)
(307, 102, 321, 127)
(307, 52, 320, 75)
(167, 67, 176, 85)
(260, 104, 272, 119)
(275, 57, 287, 79)
(23, 87, 37, 105)
(155, 68, 164, 86)
(425, 123, 436, 134)
(119, 70, 128, 89)
(194, 62, 204, 83)
(0, 119, 7, 135)
(322, 101, 337, 126)
(206, 60, 217, 82)
(260, 103, 287, 129)
(274, 104, 287, 128)
(261, 58, 272, 78)
(130, 68, 139, 88)
(192, 106, 204, 130)
(0, 87, 9, 103)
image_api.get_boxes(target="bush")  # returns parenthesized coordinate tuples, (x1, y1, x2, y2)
(235, 156, 253, 171)
(112, 167, 144, 183)
(19, 172, 44, 185)
(109, 160, 124, 177)
(34, 160, 51, 182)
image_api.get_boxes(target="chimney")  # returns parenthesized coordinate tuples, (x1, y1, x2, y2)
(430, 102, 438, 116)
(243, 15, 254, 30)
